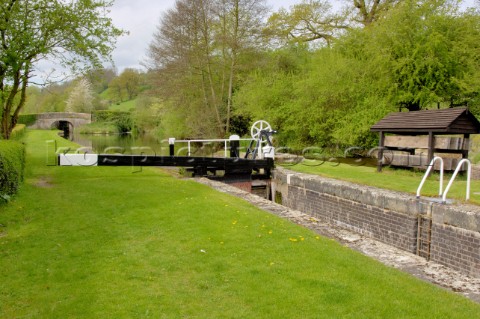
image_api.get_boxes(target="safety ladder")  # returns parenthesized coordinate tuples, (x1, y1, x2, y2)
(416, 214, 432, 260)
(415, 157, 472, 260)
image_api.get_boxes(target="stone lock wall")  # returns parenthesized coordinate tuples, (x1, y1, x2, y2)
(472, 164, 480, 180)
(272, 167, 480, 278)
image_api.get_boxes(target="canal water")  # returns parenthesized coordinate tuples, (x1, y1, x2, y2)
(71, 131, 169, 156)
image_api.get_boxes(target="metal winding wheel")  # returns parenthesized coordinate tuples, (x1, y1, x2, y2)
(251, 120, 272, 145)
(247, 120, 274, 159)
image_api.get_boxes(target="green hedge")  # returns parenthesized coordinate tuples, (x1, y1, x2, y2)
(11, 124, 27, 140)
(92, 110, 133, 133)
(17, 113, 38, 126)
(0, 140, 26, 202)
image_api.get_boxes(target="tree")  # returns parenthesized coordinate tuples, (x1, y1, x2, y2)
(65, 78, 95, 113)
(147, 0, 268, 138)
(354, 0, 480, 111)
(147, 0, 215, 137)
(0, 0, 124, 139)
(235, 0, 480, 148)
(264, 0, 398, 47)
(349, 0, 399, 26)
(216, 0, 270, 133)
(86, 68, 117, 94)
(265, 0, 349, 46)
(108, 68, 143, 103)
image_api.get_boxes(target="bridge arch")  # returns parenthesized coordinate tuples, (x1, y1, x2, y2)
(28, 112, 92, 132)
(50, 120, 74, 140)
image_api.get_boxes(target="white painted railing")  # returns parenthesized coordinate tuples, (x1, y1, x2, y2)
(171, 137, 255, 157)
(416, 156, 444, 198)
(442, 159, 471, 203)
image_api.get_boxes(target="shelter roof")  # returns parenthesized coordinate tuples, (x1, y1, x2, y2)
(370, 107, 480, 134)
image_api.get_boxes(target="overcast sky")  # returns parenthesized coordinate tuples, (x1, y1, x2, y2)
(108, 0, 478, 74)
(33, 0, 477, 80)
(107, 0, 304, 73)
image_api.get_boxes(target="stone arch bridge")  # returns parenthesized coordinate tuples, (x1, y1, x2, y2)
(28, 112, 91, 132)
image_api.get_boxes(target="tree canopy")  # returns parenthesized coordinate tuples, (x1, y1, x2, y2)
(147, 0, 269, 138)
(234, 0, 480, 148)
(139, 0, 480, 147)
(0, 0, 124, 139)
(17, 0, 480, 151)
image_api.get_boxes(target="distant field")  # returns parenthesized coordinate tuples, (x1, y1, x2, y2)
(109, 99, 136, 111)
(99, 88, 136, 111)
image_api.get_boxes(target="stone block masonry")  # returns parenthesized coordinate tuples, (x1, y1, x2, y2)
(28, 112, 91, 130)
(473, 164, 480, 180)
(272, 167, 480, 278)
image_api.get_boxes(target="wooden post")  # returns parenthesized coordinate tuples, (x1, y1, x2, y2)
(377, 131, 385, 172)
(427, 132, 434, 165)
(463, 134, 470, 159)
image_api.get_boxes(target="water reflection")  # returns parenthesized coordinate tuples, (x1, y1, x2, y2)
(71, 130, 168, 155)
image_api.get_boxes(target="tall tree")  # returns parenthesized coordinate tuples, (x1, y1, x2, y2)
(86, 68, 117, 94)
(359, 0, 480, 110)
(147, 0, 210, 137)
(265, 0, 349, 46)
(108, 68, 143, 103)
(147, 0, 267, 138)
(350, 0, 399, 26)
(264, 0, 398, 46)
(0, 0, 124, 139)
(216, 0, 269, 133)
(236, 0, 480, 148)
(65, 78, 94, 113)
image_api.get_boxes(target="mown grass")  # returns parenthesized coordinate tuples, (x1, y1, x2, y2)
(284, 158, 480, 205)
(0, 130, 479, 318)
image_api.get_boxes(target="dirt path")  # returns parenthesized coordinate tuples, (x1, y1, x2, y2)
(196, 177, 480, 303)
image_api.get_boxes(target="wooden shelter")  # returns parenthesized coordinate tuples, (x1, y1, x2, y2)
(370, 107, 480, 171)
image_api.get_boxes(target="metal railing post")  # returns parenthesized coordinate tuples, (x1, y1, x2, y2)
(416, 156, 444, 198)
(442, 159, 471, 203)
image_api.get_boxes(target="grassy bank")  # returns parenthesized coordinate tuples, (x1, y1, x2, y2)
(0, 130, 479, 318)
(77, 122, 121, 134)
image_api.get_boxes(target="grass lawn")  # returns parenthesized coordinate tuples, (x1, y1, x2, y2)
(98, 88, 136, 111)
(284, 159, 480, 206)
(0, 130, 479, 318)
(77, 122, 120, 134)
(109, 99, 136, 111)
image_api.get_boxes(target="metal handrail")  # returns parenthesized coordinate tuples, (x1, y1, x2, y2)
(442, 159, 471, 203)
(173, 138, 255, 157)
(416, 156, 444, 198)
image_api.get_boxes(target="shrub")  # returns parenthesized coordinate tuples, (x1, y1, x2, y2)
(0, 140, 25, 202)
(17, 114, 38, 126)
(78, 122, 120, 134)
(11, 124, 26, 140)
(92, 110, 133, 133)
